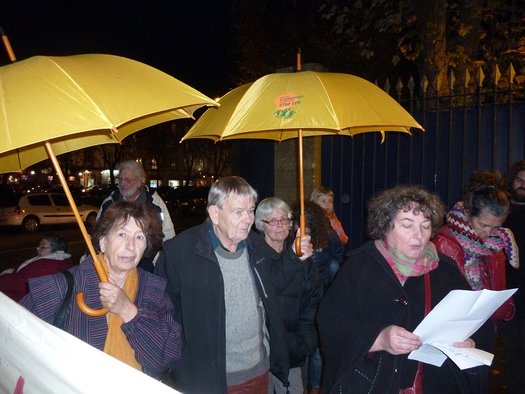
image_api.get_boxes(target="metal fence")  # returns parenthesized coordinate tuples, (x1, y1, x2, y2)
(322, 66, 525, 250)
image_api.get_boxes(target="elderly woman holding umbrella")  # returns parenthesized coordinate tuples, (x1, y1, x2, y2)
(20, 201, 182, 378)
(255, 197, 321, 394)
(317, 185, 490, 394)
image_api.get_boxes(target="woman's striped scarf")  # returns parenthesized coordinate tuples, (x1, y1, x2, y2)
(446, 201, 519, 289)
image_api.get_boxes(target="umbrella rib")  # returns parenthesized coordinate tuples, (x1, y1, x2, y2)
(0, 78, 13, 148)
(45, 57, 117, 130)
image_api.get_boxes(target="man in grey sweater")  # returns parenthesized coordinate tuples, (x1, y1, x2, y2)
(156, 176, 312, 394)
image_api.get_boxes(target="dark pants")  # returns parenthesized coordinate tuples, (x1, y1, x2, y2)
(497, 318, 525, 393)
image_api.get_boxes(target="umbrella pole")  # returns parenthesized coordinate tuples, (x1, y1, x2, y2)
(294, 128, 306, 257)
(45, 142, 109, 316)
(0, 27, 16, 62)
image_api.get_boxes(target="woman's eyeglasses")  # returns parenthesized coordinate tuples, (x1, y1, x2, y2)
(262, 217, 291, 226)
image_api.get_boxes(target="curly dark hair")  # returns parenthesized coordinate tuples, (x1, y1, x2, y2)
(92, 201, 163, 259)
(463, 170, 510, 218)
(291, 201, 332, 250)
(367, 185, 446, 240)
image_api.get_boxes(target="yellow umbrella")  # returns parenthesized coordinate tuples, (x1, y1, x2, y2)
(182, 67, 423, 254)
(0, 54, 217, 171)
(0, 38, 217, 315)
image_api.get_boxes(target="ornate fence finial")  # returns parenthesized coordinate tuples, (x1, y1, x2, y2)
(464, 69, 471, 89)
(407, 76, 415, 92)
(449, 69, 456, 91)
(478, 66, 485, 87)
(421, 75, 429, 94)
(509, 63, 516, 85)
(383, 78, 391, 93)
(396, 78, 403, 95)
(493, 64, 501, 86)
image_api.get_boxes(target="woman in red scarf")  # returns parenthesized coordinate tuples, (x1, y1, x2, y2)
(433, 170, 518, 392)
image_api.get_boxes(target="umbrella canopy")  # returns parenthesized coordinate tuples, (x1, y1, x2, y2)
(0, 54, 217, 172)
(181, 71, 422, 142)
(0, 52, 217, 315)
(182, 70, 423, 254)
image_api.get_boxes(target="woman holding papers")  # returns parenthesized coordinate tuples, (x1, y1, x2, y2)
(317, 185, 489, 394)
(433, 170, 517, 321)
(20, 202, 182, 378)
(434, 170, 518, 391)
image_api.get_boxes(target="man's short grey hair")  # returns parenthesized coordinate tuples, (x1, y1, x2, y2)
(255, 197, 291, 231)
(116, 160, 146, 185)
(207, 176, 257, 209)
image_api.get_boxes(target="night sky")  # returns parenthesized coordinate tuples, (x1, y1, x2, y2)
(1, 1, 235, 97)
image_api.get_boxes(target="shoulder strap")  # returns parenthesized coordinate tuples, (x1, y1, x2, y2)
(53, 271, 75, 329)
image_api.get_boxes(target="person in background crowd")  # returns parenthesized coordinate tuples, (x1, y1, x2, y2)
(501, 160, 525, 393)
(20, 202, 182, 377)
(292, 201, 343, 394)
(255, 197, 322, 394)
(155, 176, 313, 394)
(433, 170, 518, 390)
(97, 160, 175, 272)
(309, 186, 349, 246)
(318, 185, 490, 394)
(0, 233, 73, 301)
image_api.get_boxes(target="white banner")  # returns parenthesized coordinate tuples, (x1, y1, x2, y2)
(0, 292, 179, 394)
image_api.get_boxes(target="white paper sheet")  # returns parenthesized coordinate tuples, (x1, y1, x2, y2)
(408, 288, 517, 369)
(0, 292, 179, 394)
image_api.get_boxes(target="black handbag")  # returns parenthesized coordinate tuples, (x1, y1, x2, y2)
(53, 270, 75, 329)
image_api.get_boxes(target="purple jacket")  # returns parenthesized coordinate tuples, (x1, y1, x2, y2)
(20, 257, 182, 377)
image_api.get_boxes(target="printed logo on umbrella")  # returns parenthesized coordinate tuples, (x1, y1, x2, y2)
(274, 93, 303, 119)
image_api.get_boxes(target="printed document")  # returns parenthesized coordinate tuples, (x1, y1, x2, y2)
(408, 288, 517, 369)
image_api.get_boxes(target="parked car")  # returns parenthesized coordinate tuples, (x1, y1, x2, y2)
(155, 186, 209, 219)
(0, 192, 99, 232)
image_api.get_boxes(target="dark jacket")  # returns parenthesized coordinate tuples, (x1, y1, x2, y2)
(268, 237, 323, 367)
(504, 201, 525, 319)
(310, 228, 344, 292)
(317, 241, 491, 394)
(20, 258, 182, 377)
(155, 220, 290, 394)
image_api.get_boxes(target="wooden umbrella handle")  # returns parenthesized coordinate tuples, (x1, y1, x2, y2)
(45, 142, 109, 316)
(76, 254, 109, 316)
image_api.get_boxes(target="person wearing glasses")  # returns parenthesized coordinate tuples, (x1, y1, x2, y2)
(155, 176, 313, 394)
(255, 197, 322, 394)
(0, 233, 73, 301)
(97, 160, 175, 272)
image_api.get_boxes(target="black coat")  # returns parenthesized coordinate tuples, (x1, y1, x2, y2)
(155, 220, 289, 394)
(317, 241, 491, 394)
(269, 238, 323, 367)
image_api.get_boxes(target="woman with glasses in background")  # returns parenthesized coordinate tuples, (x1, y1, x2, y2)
(255, 197, 322, 394)
(0, 233, 73, 301)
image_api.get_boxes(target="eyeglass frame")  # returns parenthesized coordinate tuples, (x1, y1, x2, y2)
(117, 176, 138, 185)
(261, 217, 291, 227)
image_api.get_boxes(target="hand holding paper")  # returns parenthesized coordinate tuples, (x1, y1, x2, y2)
(408, 288, 517, 369)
